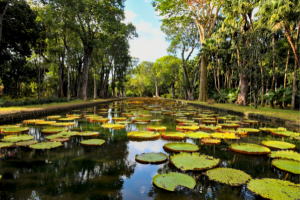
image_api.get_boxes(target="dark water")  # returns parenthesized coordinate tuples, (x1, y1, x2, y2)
(0, 101, 299, 200)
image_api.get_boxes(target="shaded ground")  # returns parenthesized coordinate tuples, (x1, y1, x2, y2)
(164, 98, 300, 123)
(0, 98, 123, 116)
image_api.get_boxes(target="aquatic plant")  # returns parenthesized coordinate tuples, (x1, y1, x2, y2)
(163, 142, 199, 152)
(229, 143, 271, 155)
(261, 141, 295, 150)
(152, 172, 196, 191)
(135, 152, 168, 163)
(29, 142, 62, 149)
(272, 159, 300, 174)
(2, 134, 34, 142)
(206, 168, 252, 186)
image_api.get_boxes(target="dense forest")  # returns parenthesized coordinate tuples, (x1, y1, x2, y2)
(0, 0, 299, 110)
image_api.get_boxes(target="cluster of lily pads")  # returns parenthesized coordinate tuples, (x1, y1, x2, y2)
(0, 98, 299, 199)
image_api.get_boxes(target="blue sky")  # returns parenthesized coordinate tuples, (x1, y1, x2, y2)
(124, 0, 169, 63)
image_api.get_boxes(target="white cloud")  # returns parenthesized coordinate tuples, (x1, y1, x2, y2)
(124, 10, 169, 62)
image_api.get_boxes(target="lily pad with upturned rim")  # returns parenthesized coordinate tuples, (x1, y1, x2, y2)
(272, 131, 297, 137)
(77, 131, 98, 137)
(170, 152, 219, 171)
(269, 150, 300, 161)
(261, 141, 295, 150)
(186, 132, 210, 139)
(2, 134, 34, 143)
(1, 127, 30, 135)
(206, 168, 252, 186)
(199, 125, 221, 131)
(112, 117, 127, 121)
(147, 126, 166, 131)
(127, 131, 160, 140)
(101, 123, 126, 129)
(150, 119, 162, 122)
(271, 159, 300, 174)
(163, 142, 199, 152)
(135, 152, 168, 164)
(152, 172, 196, 192)
(201, 138, 221, 145)
(238, 128, 260, 134)
(210, 133, 240, 140)
(15, 140, 38, 147)
(41, 127, 68, 134)
(229, 143, 271, 155)
(51, 122, 75, 127)
(247, 178, 300, 200)
(176, 126, 199, 131)
(58, 118, 75, 122)
(29, 142, 62, 149)
(47, 115, 61, 119)
(0, 142, 14, 148)
(81, 139, 105, 146)
(161, 132, 186, 140)
(35, 121, 56, 125)
(50, 137, 69, 143)
(23, 119, 44, 124)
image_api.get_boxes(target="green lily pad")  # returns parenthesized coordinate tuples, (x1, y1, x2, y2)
(247, 178, 300, 200)
(199, 125, 221, 130)
(272, 131, 296, 137)
(243, 120, 258, 124)
(261, 141, 295, 150)
(58, 118, 75, 121)
(201, 138, 221, 145)
(29, 142, 62, 149)
(77, 132, 98, 137)
(238, 128, 260, 134)
(15, 140, 38, 147)
(229, 143, 271, 155)
(291, 133, 300, 140)
(58, 131, 78, 137)
(51, 122, 75, 127)
(1, 127, 29, 134)
(218, 123, 240, 128)
(152, 172, 196, 192)
(41, 127, 68, 134)
(127, 131, 160, 140)
(46, 134, 70, 140)
(161, 132, 186, 140)
(0, 125, 20, 130)
(163, 142, 199, 152)
(135, 152, 168, 164)
(206, 168, 252, 186)
(272, 159, 300, 174)
(0, 142, 14, 148)
(2, 134, 34, 143)
(211, 133, 240, 139)
(147, 126, 166, 131)
(259, 127, 286, 133)
(269, 150, 300, 162)
(150, 119, 162, 122)
(115, 121, 132, 125)
(81, 139, 105, 146)
(185, 132, 210, 139)
(170, 152, 219, 171)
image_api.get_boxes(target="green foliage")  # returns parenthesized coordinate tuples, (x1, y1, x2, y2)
(229, 143, 271, 154)
(269, 150, 300, 162)
(0, 97, 77, 107)
(163, 142, 199, 152)
(206, 168, 252, 186)
(29, 141, 62, 149)
(261, 141, 295, 150)
(247, 178, 300, 200)
(1, 135, 34, 143)
(81, 139, 105, 146)
(210, 88, 240, 103)
(152, 172, 196, 192)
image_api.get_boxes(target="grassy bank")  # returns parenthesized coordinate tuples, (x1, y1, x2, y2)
(167, 99, 300, 122)
(0, 98, 118, 115)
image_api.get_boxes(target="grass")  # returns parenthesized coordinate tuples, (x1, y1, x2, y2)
(168, 99, 300, 122)
(0, 98, 115, 115)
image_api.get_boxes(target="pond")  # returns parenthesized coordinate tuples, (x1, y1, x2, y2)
(0, 99, 299, 200)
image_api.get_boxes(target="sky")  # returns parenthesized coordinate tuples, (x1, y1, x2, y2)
(124, 0, 170, 63)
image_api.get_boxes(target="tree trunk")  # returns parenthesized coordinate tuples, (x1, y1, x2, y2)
(171, 82, 175, 99)
(67, 49, 70, 102)
(235, 74, 249, 105)
(0, 0, 9, 45)
(284, 50, 290, 88)
(199, 55, 208, 101)
(94, 66, 97, 100)
(216, 55, 220, 90)
(155, 81, 159, 97)
(291, 59, 298, 110)
(79, 46, 93, 100)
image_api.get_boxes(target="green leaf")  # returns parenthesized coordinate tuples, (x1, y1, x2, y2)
(135, 152, 168, 164)
(164, 142, 199, 152)
(272, 159, 300, 174)
(206, 168, 252, 186)
(261, 141, 295, 150)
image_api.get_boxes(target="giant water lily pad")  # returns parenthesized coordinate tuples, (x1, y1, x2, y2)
(50, 137, 69, 143)
(35, 121, 56, 125)
(201, 138, 221, 145)
(259, 127, 286, 133)
(170, 152, 219, 171)
(272, 131, 296, 137)
(41, 127, 68, 134)
(150, 119, 162, 122)
(2, 134, 34, 143)
(291, 133, 300, 140)
(238, 128, 260, 134)
(147, 126, 166, 131)
(1, 127, 29, 135)
(0, 125, 20, 130)
(163, 142, 199, 152)
(185, 132, 210, 139)
(135, 152, 168, 164)
(269, 150, 300, 162)
(261, 141, 295, 150)
(220, 129, 247, 135)
(247, 178, 300, 200)
(80, 139, 105, 146)
(58, 131, 78, 137)
(23, 119, 44, 124)
(153, 172, 196, 192)
(101, 123, 126, 129)
(90, 118, 109, 123)
(229, 143, 271, 155)
(52, 122, 75, 127)
(176, 126, 199, 131)
(211, 133, 239, 140)
(15, 140, 38, 147)
(0, 142, 14, 148)
(243, 120, 258, 124)
(272, 159, 300, 174)
(127, 131, 160, 140)
(112, 117, 126, 121)
(30, 141, 62, 149)
(47, 115, 61, 119)
(218, 123, 240, 128)
(206, 168, 251, 186)
(58, 118, 75, 121)
(161, 132, 186, 140)
(199, 125, 221, 131)
(77, 132, 98, 137)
